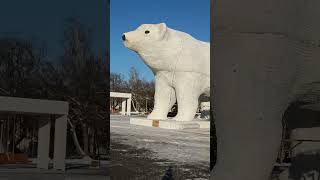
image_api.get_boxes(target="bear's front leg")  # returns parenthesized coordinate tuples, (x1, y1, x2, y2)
(147, 73, 176, 120)
(172, 76, 201, 122)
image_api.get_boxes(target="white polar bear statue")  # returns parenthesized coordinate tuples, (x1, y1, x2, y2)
(123, 23, 210, 121)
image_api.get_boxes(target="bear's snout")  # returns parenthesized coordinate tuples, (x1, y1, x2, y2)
(122, 34, 126, 41)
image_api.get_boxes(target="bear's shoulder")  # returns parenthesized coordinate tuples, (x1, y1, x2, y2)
(167, 28, 209, 47)
(167, 28, 192, 40)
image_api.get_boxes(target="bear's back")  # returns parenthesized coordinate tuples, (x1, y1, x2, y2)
(167, 28, 210, 76)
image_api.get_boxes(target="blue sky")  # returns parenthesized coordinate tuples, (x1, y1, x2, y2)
(0, 0, 107, 59)
(110, 0, 210, 81)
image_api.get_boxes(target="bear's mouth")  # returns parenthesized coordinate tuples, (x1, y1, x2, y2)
(123, 41, 138, 52)
(123, 40, 130, 48)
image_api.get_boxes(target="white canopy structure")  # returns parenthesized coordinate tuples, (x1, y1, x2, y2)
(0, 96, 68, 171)
(110, 92, 132, 116)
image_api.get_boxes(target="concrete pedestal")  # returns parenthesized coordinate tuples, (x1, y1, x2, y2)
(130, 117, 210, 130)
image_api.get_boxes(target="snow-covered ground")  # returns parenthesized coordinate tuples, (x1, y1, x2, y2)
(0, 165, 109, 180)
(0, 157, 109, 180)
(111, 115, 210, 164)
(110, 115, 210, 179)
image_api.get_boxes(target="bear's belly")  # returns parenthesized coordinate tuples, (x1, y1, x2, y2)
(157, 71, 210, 95)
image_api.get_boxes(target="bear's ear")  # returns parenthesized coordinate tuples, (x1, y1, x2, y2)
(158, 23, 167, 40)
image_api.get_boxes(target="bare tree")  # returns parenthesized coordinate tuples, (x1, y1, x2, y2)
(0, 19, 109, 159)
(0, 37, 42, 98)
(127, 67, 154, 112)
(0, 37, 44, 154)
(35, 18, 108, 159)
(59, 18, 108, 158)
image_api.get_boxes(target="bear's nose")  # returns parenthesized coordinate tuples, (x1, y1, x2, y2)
(122, 34, 126, 41)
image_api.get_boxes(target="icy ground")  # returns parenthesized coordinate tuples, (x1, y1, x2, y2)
(110, 115, 210, 179)
(111, 115, 210, 164)
(0, 159, 109, 180)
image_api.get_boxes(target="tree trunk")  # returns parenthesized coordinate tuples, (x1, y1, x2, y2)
(131, 97, 138, 112)
(89, 127, 95, 154)
(82, 124, 89, 155)
(67, 119, 90, 158)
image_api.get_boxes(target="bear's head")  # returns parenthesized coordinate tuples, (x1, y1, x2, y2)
(122, 23, 168, 52)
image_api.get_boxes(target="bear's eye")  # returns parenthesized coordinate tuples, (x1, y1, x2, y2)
(145, 30, 150, 34)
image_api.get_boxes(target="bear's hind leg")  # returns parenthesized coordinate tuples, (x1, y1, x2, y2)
(172, 79, 200, 122)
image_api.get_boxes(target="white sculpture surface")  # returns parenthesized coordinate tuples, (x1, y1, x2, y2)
(211, 0, 320, 179)
(123, 23, 210, 121)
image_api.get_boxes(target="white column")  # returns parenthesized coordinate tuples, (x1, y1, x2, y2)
(53, 115, 67, 171)
(37, 117, 51, 169)
(126, 97, 131, 116)
(212, 34, 292, 180)
(121, 99, 126, 115)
